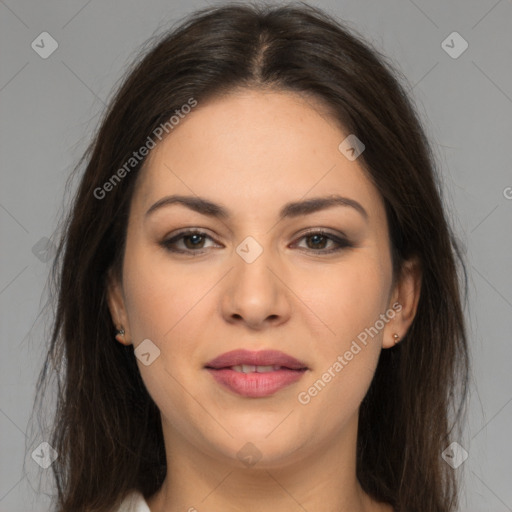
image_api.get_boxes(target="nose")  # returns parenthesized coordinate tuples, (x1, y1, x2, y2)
(221, 247, 292, 330)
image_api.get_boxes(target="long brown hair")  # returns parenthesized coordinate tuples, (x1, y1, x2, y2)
(32, 3, 469, 511)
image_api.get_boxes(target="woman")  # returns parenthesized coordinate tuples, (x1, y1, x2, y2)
(33, 3, 469, 511)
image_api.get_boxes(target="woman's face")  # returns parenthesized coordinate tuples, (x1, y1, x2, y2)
(109, 89, 412, 468)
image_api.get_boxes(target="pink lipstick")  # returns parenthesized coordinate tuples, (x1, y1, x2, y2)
(205, 349, 308, 398)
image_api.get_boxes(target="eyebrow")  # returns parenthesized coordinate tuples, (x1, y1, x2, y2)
(145, 194, 368, 222)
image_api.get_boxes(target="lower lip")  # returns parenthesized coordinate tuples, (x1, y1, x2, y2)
(206, 368, 306, 398)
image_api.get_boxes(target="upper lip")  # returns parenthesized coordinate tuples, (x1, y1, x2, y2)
(205, 349, 308, 370)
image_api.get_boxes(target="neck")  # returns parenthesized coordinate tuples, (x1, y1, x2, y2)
(146, 414, 392, 512)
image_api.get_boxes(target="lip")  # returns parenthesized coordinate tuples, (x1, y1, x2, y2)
(205, 349, 308, 398)
(205, 349, 308, 370)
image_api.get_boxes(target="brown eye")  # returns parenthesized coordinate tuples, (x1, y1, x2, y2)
(305, 233, 329, 250)
(182, 233, 206, 249)
(294, 230, 353, 254)
(161, 230, 220, 254)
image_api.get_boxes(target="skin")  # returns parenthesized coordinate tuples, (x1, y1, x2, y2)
(108, 89, 422, 512)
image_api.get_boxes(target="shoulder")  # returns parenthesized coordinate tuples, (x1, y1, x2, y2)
(113, 490, 151, 512)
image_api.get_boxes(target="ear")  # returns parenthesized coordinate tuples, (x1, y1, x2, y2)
(106, 268, 132, 346)
(382, 255, 422, 349)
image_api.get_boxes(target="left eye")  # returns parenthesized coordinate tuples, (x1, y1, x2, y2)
(292, 231, 353, 253)
(161, 230, 352, 254)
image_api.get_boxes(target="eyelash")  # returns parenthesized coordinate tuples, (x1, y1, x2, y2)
(160, 229, 354, 255)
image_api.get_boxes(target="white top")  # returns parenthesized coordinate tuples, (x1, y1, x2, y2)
(115, 490, 151, 512)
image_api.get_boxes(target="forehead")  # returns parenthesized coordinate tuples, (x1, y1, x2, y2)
(132, 89, 386, 226)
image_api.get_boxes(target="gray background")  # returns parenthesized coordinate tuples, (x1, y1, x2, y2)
(1, 0, 511, 511)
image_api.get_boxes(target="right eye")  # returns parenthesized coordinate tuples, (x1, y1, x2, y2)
(160, 229, 222, 255)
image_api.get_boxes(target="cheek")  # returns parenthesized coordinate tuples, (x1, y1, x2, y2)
(121, 252, 211, 426)
(293, 260, 388, 417)
(121, 245, 223, 398)
(302, 257, 390, 346)
(122, 244, 207, 341)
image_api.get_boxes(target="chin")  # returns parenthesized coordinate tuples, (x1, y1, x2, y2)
(202, 427, 308, 468)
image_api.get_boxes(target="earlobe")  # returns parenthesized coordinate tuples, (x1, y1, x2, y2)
(115, 328, 127, 345)
(106, 269, 131, 345)
(383, 256, 422, 349)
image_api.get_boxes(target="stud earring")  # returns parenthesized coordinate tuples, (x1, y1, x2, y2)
(115, 328, 126, 344)
(393, 333, 400, 344)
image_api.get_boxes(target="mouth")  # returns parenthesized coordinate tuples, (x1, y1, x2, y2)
(204, 349, 309, 398)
